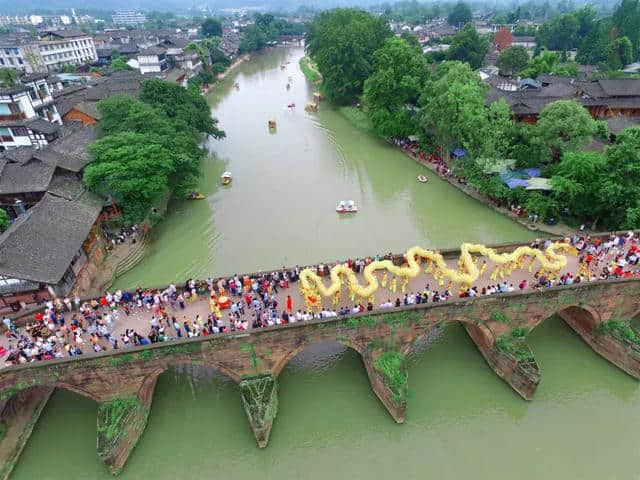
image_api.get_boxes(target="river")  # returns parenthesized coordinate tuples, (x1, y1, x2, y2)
(9, 47, 640, 479)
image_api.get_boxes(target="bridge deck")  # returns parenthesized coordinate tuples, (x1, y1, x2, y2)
(1, 249, 585, 365)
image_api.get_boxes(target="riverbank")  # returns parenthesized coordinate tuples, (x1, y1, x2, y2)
(332, 104, 574, 238)
(217, 54, 250, 80)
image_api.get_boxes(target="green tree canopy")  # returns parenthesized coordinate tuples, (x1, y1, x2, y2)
(201, 17, 222, 38)
(446, 24, 489, 70)
(139, 79, 225, 139)
(363, 37, 430, 138)
(0, 209, 9, 232)
(601, 126, 640, 228)
(497, 46, 530, 76)
(85, 132, 173, 224)
(110, 57, 131, 72)
(240, 25, 267, 53)
(533, 100, 602, 162)
(551, 151, 609, 222)
(306, 8, 391, 104)
(447, 2, 472, 27)
(419, 61, 489, 158)
(0, 68, 18, 87)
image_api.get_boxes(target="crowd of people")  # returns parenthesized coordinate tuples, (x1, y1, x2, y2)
(3, 232, 640, 366)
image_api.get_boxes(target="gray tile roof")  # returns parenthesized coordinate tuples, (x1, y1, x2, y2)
(0, 192, 103, 284)
(26, 117, 60, 135)
(45, 126, 95, 173)
(598, 79, 640, 97)
(0, 157, 56, 194)
(47, 170, 85, 200)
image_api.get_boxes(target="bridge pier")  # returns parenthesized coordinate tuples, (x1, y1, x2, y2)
(96, 370, 161, 475)
(464, 323, 540, 400)
(362, 351, 408, 423)
(0, 386, 53, 480)
(559, 307, 640, 379)
(239, 374, 278, 448)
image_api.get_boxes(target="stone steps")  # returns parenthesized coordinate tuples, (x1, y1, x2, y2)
(112, 230, 150, 280)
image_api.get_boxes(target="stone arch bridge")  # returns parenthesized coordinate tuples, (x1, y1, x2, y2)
(1, 278, 640, 475)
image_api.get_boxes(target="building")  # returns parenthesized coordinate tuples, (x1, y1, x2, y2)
(492, 28, 513, 50)
(112, 10, 147, 26)
(0, 74, 63, 150)
(0, 40, 45, 74)
(486, 75, 640, 123)
(161, 38, 202, 76)
(38, 30, 97, 72)
(0, 191, 105, 306)
(136, 47, 168, 74)
(512, 36, 537, 49)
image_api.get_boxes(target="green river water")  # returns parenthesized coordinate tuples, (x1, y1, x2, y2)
(10, 47, 640, 479)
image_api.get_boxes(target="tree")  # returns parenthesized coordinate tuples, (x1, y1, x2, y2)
(201, 18, 222, 38)
(0, 68, 18, 87)
(0, 209, 9, 232)
(537, 13, 580, 53)
(139, 79, 225, 139)
(239, 25, 267, 53)
(497, 46, 529, 76)
(533, 100, 601, 162)
(110, 57, 131, 71)
(609, 36, 633, 69)
(446, 24, 489, 70)
(551, 151, 608, 222)
(306, 9, 391, 104)
(419, 61, 489, 158)
(85, 132, 173, 224)
(600, 126, 640, 228)
(613, 0, 640, 60)
(447, 2, 472, 27)
(363, 37, 430, 138)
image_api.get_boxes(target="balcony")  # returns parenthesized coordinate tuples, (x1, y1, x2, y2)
(0, 112, 26, 121)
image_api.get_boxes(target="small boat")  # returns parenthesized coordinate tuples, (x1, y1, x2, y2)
(221, 172, 232, 185)
(336, 200, 358, 214)
(234, 83, 239, 89)
(280, 65, 286, 69)
(418, 175, 428, 183)
(287, 102, 296, 108)
(268, 119, 277, 129)
(188, 192, 205, 200)
(286, 83, 291, 90)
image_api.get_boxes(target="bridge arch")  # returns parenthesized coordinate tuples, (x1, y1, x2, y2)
(273, 337, 365, 378)
(528, 303, 601, 335)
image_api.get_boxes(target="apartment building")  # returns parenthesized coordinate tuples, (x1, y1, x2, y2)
(0, 74, 62, 150)
(38, 30, 97, 72)
(112, 10, 147, 26)
(136, 47, 168, 74)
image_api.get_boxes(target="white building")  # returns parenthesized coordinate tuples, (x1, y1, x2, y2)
(136, 47, 168, 74)
(0, 73, 62, 150)
(37, 31, 97, 72)
(112, 10, 147, 26)
(0, 42, 45, 74)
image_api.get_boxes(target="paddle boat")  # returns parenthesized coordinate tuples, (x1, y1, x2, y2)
(418, 175, 428, 183)
(287, 102, 296, 108)
(268, 119, 277, 130)
(221, 172, 232, 185)
(187, 192, 206, 200)
(336, 200, 358, 214)
(286, 83, 291, 90)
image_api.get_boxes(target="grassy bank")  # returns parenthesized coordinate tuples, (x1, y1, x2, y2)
(339, 106, 375, 134)
(299, 56, 322, 84)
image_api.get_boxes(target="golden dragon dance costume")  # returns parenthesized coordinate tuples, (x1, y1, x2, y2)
(299, 242, 577, 303)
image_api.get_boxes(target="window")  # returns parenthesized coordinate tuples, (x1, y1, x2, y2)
(17, 58, 22, 65)
(11, 127, 28, 136)
(0, 59, 4, 65)
(0, 128, 12, 142)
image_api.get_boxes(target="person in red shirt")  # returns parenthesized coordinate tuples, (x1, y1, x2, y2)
(286, 295, 293, 314)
